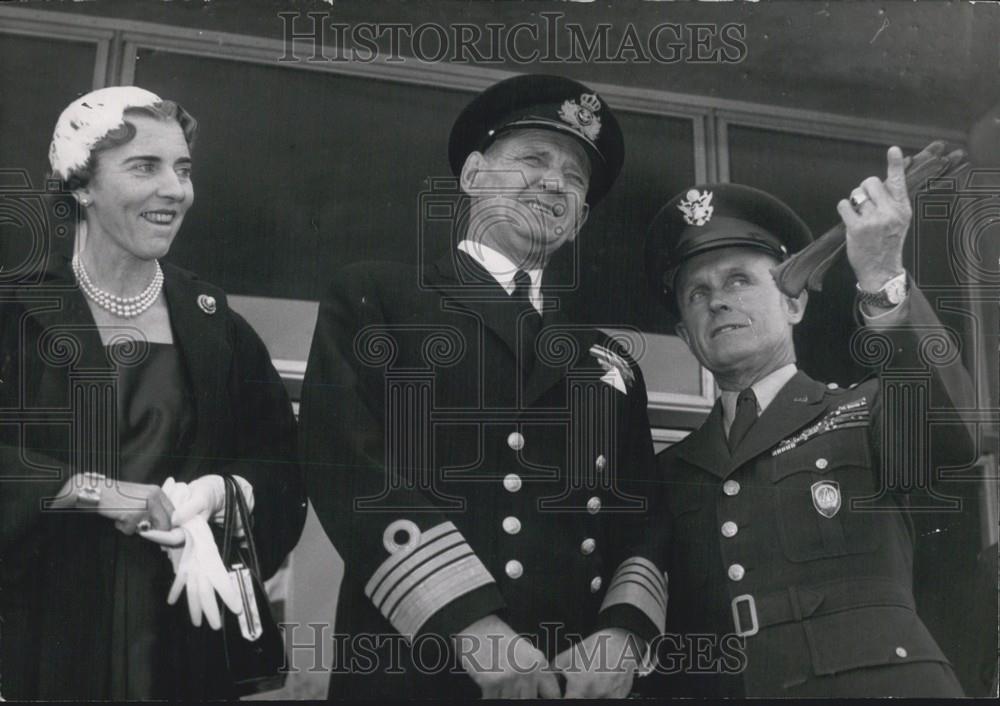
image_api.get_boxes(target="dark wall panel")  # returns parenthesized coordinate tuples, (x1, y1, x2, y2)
(0, 33, 97, 186)
(728, 125, 891, 384)
(133, 48, 470, 301)
(134, 47, 697, 337)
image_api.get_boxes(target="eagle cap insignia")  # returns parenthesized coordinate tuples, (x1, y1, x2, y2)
(558, 93, 602, 141)
(678, 189, 714, 226)
(811, 480, 841, 519)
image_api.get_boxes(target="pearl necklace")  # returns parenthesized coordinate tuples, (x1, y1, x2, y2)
(72, 254, 164, 319)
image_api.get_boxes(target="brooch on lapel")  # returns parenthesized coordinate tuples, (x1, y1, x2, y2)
(589, 344, 634, 395)
(771, 396, 870, 456)
(197, 294, 217, 315)
(811, 480, 842, 518)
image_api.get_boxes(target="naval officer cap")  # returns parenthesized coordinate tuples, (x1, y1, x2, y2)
(448, 73, 625, 205)
(645, 183, 812, 305)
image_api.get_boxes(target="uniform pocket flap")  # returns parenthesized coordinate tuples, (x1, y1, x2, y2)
(805, 605, 950, 677)
(770, 435, 870, 482)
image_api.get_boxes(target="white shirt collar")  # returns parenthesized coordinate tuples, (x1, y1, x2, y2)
(720, 363, 798, 433)
(457, 240, 544, 313)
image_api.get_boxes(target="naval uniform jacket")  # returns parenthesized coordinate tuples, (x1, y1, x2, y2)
(642, 285, 976, 698)
(0, 254, 307, 699)
(299, 251, 667, 699)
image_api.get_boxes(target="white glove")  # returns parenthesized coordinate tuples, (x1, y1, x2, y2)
(139, 477, 243, 630)
(171, 474, 226, 526)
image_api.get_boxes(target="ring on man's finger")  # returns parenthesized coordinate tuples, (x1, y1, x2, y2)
(849, 191, 870, 212)
(137, 519, 152, 532)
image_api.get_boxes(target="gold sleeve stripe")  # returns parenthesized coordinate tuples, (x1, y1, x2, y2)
(379, 544, 475, 615)
(368, 532, 465, 606)
(388, 554, 496, 638)
(365, 521, 458, 597)
(599, 580, 667, 632)
(616, 557, 667, 600)
(369, 530, 469, 605)
(610, 571, 667, 611)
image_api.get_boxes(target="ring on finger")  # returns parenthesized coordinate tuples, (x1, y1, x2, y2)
(849, 190, 871, 212)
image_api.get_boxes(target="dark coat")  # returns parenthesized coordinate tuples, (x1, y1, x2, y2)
(0, 254, 307, 700)
(640, 286, 977, 698)
(299, 251, 666, 699)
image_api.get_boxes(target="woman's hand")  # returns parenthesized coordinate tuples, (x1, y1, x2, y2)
(138, 476, 244, 630)
(63, 472, 175, 535)
(169, 474, 226, 526)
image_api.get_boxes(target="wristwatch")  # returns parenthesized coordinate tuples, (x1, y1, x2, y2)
(856, 272, 908, 309)
(76, 475, 104, 509)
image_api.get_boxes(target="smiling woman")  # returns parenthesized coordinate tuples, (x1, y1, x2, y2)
(0, 87, 307, 700)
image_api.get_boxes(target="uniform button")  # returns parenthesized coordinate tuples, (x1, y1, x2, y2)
(590, 576, 603, 592)
(815, 458, 829, 470)
(580, 538, 596, 555)
(595, 454, 607, 472)
(587, 496, 602, 514)
(505, 560, 523, 579)
(721, 521, 738, 538)
(723, 480, 741, 496)
(503, 473, 522, 493)
(507, 431, 525, 451)
(502, 516, 521, 535)
(895, 646, 908, 658)
(827, 382, 839, 390)
(727, 563, 745, 581)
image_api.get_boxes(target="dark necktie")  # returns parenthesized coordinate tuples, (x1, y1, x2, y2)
(727, 388, 758, 451)
(512, 270, 541, 372)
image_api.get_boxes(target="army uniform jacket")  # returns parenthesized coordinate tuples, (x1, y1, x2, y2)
(299, 251, 667, 699)
(643, 286, 976, 698)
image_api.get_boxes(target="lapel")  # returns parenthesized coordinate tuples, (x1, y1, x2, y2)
(728, 371, 828, 471)
(161, 264, 231, 467)
(672, 400, 731, 479)
(427, 250, 604, 408)
(523, 304, 601, 408)
(14, 253, 108, 370)
(427, 249, 523, 362)
(674, 371, 829, 478)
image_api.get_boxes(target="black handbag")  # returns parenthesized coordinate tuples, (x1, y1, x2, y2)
(220, 474, 288, 696)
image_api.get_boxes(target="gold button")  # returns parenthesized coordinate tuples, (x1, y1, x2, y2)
(595, 455, 607, 472)
(505, 560, 523, 579)
(507, 431, 525, 451)
(723, 480, 741, 496)
(503, 473, 522, 493)
(727, 563, 745, 581)
(587, 496, 602, 514)
(580, 538, 596, 555)
(502, 516, 521, 535)
(895, 646, 908, 658)
(815, 458, 829, 470)
(721, 521, 738, 538)
(589, 576, 603, 592)
(827, 382, 839, 390)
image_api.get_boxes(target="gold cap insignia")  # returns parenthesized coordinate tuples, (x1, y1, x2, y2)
(558, 93, 602, 141)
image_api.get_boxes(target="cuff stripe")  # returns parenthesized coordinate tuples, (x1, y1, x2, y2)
(617, 558, 667, 599)
(369, 532, 464, 606)
(365, 521, 458, 597)
(611, 571, 666, 611)
(600, 580, 667, 632)
(388, 554, 496, 638)
(381, 545, 474, 616)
